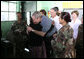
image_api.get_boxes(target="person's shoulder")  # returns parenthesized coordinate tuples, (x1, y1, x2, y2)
(76, 18, 81, 23)
(12, 21, 17, 25)
(11, 22, 16, 27)
(77, 19, 81, 22)
(42, 15, 52, 21)
(56, 15, 59, 18)
(54, 15, 59, 19)
(42, 15, 48, 19)
(53, 16, 59, 21)
(69, 25, 73, 31)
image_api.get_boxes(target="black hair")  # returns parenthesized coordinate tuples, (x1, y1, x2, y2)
(51, 7, 60, 16)
(52, 7, 59, 12)
(53, 7, 59, 11)
(60, 12, 71, 23)
(40, 9, 46, 16)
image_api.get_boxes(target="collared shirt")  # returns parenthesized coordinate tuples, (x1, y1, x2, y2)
(50, 15, 62, 31)
(40, 15, 57, 37)
(69, 18, 81, 39)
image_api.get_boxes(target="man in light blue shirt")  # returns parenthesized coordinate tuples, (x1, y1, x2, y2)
(40, 15, 57, 58)
(41, 15, 57, 37)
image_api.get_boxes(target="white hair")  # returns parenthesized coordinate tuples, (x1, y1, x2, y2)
(32, 11, 42, 19)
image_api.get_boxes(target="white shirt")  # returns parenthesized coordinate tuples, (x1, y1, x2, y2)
(51, 15, 62, 31)
(69, 18, 81, 40)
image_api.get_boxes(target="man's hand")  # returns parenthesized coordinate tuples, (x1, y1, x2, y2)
(53, 34, 57, 38)
(27, 26, 33, 32)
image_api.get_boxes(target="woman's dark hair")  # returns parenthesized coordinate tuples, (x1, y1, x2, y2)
(60, 12, 71, 23)
(40, 9, 46, 16)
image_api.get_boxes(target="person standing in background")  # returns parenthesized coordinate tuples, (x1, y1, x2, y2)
(75, 15, 83, 58)
(69, 10, 81, 40)
(50, 7, 62, 31)
(68, 11, 81, 58)
(54, 7, 61, 16)
(40, 9, 47, 16)
(40, 9, 57, 58)
(40, 9, 56, 36)
(11, 12, 27, 58)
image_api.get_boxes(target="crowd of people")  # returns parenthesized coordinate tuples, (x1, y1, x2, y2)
(7, 7, 83, 58)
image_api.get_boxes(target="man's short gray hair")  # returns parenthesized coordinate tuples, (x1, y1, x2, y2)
(32, 11, 42, 19)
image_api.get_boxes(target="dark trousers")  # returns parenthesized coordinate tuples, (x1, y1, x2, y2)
(15, 48, 24, 58)
(15, 42, 26, 58)
(30, 41, 47, 58)
(44, 38, 52, 58)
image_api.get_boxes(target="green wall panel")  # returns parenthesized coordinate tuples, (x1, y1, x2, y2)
(1, 21, 14, 38)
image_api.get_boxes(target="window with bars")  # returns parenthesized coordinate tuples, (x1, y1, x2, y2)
(1, 1, 21, 21)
